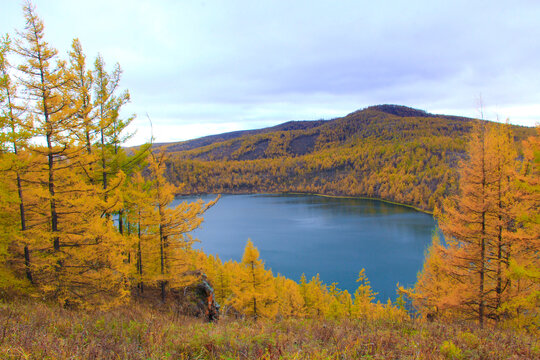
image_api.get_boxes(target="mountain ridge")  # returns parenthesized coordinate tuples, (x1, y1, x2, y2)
(153, 119, 327, 154)
(154, 104, 525, 155)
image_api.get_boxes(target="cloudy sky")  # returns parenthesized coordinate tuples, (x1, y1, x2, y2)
(2, 0, 539, 145)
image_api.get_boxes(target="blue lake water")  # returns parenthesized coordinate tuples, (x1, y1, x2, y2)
(172, 194, 436, 301)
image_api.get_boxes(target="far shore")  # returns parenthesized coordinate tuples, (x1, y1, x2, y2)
(176, 191, 434, 215)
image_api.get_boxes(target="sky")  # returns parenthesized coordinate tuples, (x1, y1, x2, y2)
(1, 0, 539, 146)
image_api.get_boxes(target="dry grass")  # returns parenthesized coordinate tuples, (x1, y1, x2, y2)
(0, 300, 537, 359)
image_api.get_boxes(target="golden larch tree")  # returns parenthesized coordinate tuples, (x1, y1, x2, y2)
(413, 121, 537, 328)
(436, 122, 497, 326)
(231, 239, 277, 319)
(146, 151, 216, 301)
(352, 268, 377, 319)
(13, 2, 131, 307)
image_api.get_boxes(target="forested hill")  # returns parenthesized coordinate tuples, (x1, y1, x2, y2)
(154, 119, 327, 154)
(162, 105, 535, 212)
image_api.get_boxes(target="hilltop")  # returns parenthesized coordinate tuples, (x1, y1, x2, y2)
(161, 105, 534, 212)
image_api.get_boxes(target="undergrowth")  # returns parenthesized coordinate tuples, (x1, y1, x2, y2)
(0, 300, 537, 359)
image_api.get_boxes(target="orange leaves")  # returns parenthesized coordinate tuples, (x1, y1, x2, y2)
(409, 122, 540, 328)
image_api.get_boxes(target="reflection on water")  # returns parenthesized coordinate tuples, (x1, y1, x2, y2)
(172, 193, 436, 301)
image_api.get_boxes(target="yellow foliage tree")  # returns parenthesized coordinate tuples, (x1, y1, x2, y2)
(7, 2, 131, 307)
(0, 36, 35, 295)
(146, 151, 217, 301)
(402, 234, 463, 321)
(299, 273, 329, 317)
(500, 126, 540, 328)
(412, 122, 538, 328)
(231, 239, 277, 319)
(274, 274, 305, 318)
(352, 268, 377, 319)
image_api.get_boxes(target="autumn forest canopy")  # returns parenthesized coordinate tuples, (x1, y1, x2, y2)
(160, 104, 534, 213)
(0, 2, 538, 349)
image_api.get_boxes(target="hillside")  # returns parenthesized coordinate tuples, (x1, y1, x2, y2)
(154, 119, 327, 154)
(162, 105, 535, 212)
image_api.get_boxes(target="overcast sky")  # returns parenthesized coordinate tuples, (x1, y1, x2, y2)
(1, 0, 539, 145)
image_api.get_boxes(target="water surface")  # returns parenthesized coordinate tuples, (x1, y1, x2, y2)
(173, 194, 436, 301)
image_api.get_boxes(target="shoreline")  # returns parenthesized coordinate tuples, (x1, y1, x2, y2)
(178, 191, 434, 216)
(283, 192, 433, 215)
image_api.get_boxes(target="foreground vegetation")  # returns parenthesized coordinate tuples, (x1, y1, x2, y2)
(1, 300, 538, 360)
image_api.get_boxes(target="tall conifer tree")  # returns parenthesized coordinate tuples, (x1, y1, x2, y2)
(146, 151, 216, 301)
(231, 239, 277, 319)
(410, 122, 538, 328)
(436, 122, 495, 326)
(0, 35, 36, 284)
(14, 2, 130, 306)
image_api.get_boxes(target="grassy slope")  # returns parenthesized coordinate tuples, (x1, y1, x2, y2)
(1, 301, 537, 359)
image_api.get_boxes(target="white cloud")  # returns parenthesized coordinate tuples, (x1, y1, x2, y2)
(2, 0, 539, 146)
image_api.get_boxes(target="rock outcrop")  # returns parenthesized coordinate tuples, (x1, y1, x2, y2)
(172, 272, 219, 322)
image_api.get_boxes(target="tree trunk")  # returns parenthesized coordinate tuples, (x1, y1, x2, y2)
(16, 170, 32, 284)
(137, 212, 143, 293)
(251, 261, 257, 319)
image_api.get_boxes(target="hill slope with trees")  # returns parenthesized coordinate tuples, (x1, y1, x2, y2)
(162, 105, 534, 212)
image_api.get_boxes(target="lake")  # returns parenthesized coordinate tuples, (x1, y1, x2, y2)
(173, 194, 436, 301)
